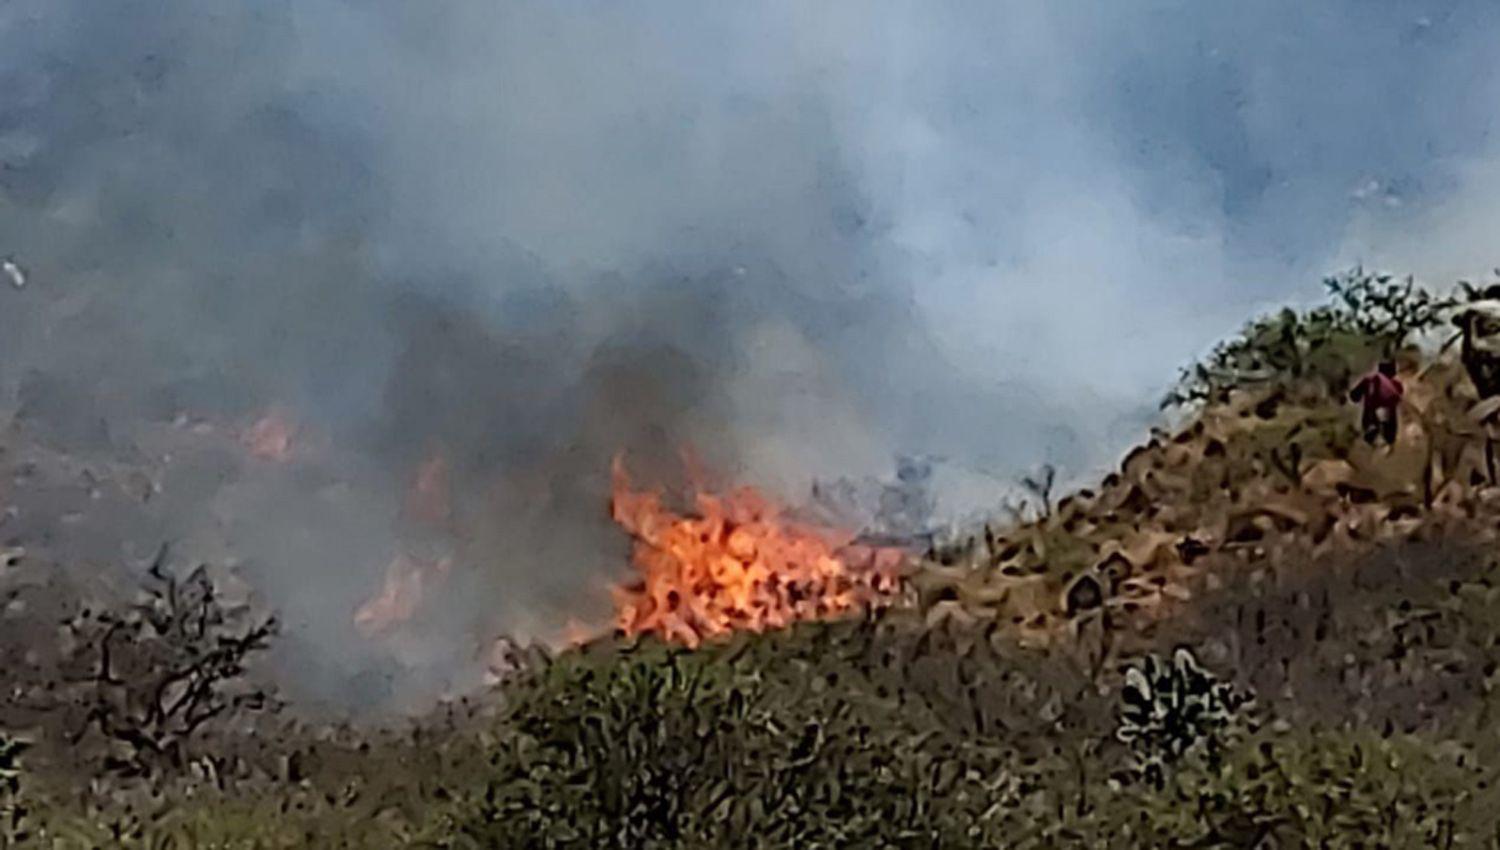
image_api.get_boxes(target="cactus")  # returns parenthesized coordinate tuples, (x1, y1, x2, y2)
(0, 732, 29, 843)
(1116, 648, 1250, 789)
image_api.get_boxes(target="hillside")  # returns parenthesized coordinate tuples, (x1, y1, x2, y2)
(6, 271, 1500, 847)
(914, 351, 1494, 654)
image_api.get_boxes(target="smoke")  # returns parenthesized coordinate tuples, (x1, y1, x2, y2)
(3, 0, 1500, 710)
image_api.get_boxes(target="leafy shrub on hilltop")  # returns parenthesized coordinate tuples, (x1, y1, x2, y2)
(1165, 267, 1454, 408)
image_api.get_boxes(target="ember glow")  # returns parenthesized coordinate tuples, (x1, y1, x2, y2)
(353, 553, 451, 638)
(609, 454, 907, 647)
(353, 454, 457, 639)
(407, 452, 452, 529)
(242, 408, 297, 462)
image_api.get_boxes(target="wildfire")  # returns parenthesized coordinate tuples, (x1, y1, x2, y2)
(353, 553, 451, 638)
(407, 452, 451, 529)
(610, 454, 906, 647)
(243, 408, 296, 462)
(353, 453, 459, 638)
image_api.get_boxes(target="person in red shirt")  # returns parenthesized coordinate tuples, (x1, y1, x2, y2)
(1349, 360, 1404, 446)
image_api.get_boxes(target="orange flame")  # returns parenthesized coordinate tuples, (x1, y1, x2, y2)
(243, 408, 296, 462)
(354, 553, 451, 638)
(354, 452, 461, 640)
(609, 453, 906, 647)
(407, 451, 452, 529)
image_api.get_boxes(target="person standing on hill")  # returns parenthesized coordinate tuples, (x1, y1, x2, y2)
(1349, 360, 1404, 446)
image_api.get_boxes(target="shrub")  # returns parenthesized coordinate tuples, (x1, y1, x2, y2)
(440, 621, 1109, 849)
(56, 553, 279, 779)
(1123, 728, 1487, 849)
(1323, 267, 1451, 347)
(1164, 267, 1454, 408)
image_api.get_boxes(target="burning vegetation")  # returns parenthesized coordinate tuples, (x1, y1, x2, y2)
(352, 553, 451, 639)
(352, 450, 455, 639)
(240, 408, 297, 463)
(608, 453, 908, 647)
(406, 452, 452, 530)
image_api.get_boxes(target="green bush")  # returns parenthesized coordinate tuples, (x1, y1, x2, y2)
(1165, 267, 1454, 408)
(438, 622, 1110, 849)
(1120, 727, 1488, 849)
(12, 739, 474, 849)
(19, 793, 425, 849)
(426, 585, 1500, 848)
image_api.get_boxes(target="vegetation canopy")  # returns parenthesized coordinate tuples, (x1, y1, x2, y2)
(1163, 266, 1455, 409)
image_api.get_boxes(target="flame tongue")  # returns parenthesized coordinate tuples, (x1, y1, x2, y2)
(407, 452, 452, 528)
(610, 454, 904, 647)
(354, 553, 451, 638)
(243, 408, 296, 462)
(353, 452, 458, 640)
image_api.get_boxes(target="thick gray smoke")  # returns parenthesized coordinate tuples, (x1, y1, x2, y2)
(3, 1, 1499, 710)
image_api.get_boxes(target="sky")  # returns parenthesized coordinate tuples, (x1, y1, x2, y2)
(2, 0, 1499, 705)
